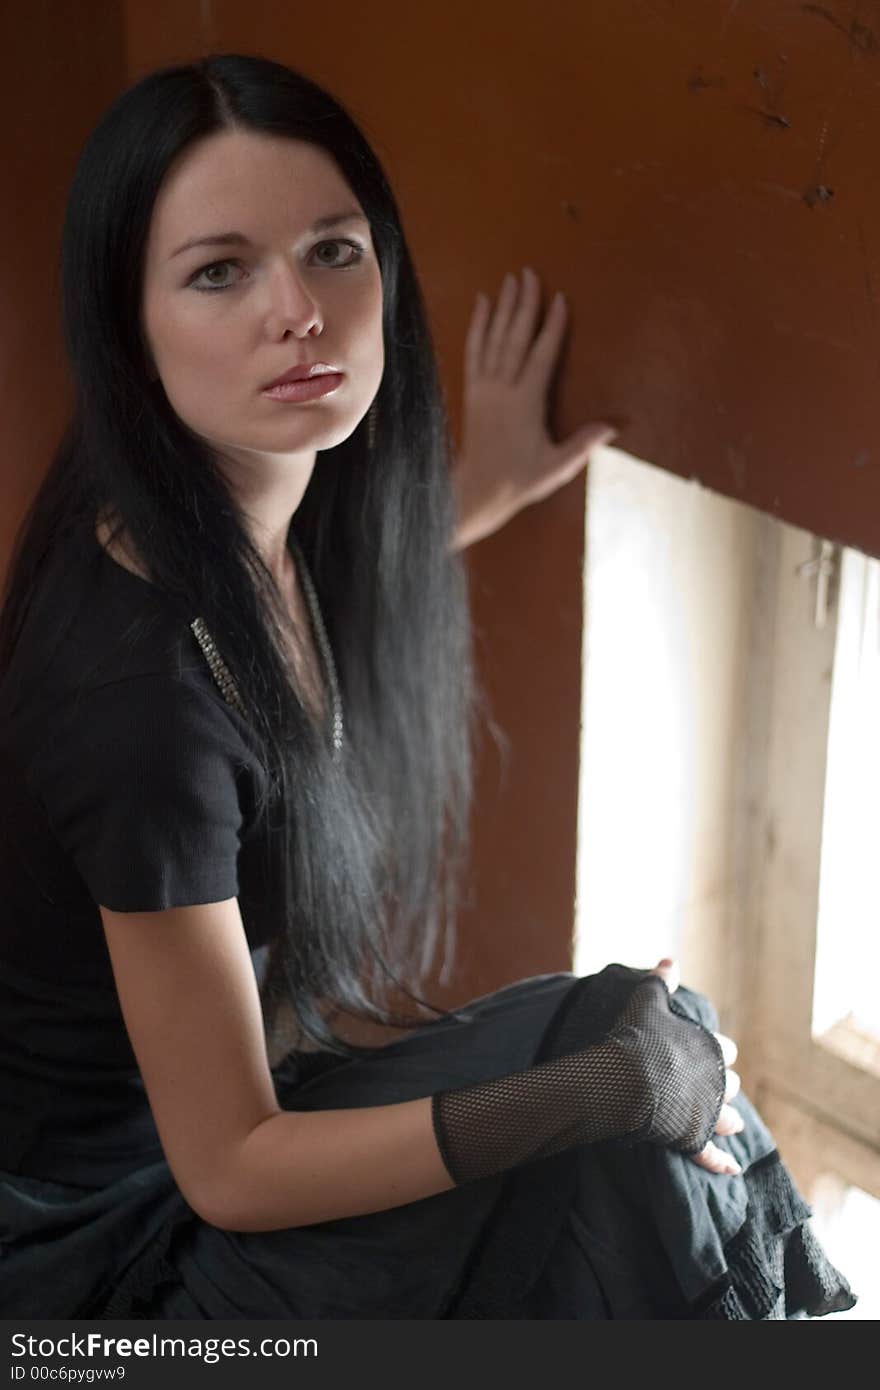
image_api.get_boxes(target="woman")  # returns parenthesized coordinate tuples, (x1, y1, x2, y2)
(0, 52, 855, 1319)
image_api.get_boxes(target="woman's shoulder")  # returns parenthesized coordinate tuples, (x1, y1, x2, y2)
(2, 513, 248, 741)
(0, 514, 269, 833)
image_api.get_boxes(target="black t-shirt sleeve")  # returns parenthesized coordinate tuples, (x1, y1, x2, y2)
(29, 674, 248, 912)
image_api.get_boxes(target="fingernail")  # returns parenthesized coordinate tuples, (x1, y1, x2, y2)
(726, 1162, 742, 1175)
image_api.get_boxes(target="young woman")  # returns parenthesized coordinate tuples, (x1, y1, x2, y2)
(0, 52, 855, 1320)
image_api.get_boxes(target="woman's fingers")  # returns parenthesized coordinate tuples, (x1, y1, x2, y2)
(690, 1098, 745, 1176)
(724, 1068, 741, 1104)
(525, 291, 568, 393)
(715, 1101, 745, 1136)
(690, 1140, 742, 1176)
(463, 292, 491, 383)
(496, 267, 542, 382)
(715, 1031, 738, 1066)
(469, 268, 563, 384)
(649, 958, 680, 994)
(482, 272, 521, 376)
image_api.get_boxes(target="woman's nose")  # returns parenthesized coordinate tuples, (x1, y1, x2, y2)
(265, 262, 323, 338)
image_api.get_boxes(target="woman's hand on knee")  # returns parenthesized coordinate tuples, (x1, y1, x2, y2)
(649, 958, 744, 1176)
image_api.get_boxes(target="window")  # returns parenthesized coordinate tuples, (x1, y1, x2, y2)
(814, 545, 880, 1070)
(575, 446, 878, 1318)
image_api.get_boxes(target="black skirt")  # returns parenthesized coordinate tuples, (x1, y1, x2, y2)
(0, 969, 857, 1320)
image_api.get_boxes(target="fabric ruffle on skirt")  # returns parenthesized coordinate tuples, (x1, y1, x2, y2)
(0, 968, 857, 1320)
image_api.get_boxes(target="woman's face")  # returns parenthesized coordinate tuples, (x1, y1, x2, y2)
(140, 129, 384, 467)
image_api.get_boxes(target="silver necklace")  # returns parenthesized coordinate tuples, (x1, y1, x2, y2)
(190, 541, 344, 758)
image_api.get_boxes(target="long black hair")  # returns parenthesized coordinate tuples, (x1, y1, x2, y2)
(0, 52, 476, 1052)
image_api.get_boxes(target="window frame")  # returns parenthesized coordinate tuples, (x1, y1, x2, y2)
(749, 521, 880, 1199)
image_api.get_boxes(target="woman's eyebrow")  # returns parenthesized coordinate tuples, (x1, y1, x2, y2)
(169, 210, 369, 259)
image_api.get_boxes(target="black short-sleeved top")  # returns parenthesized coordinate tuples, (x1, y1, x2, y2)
(0, 518, 280, 1184)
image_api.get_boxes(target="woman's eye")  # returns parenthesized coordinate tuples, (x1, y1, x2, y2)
(189, 240, 364, 293)
(311, 239, 365, 268)
(190, 260, 244, 293)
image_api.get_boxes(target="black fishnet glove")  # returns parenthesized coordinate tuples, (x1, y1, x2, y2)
(432, 973, 727, 1185)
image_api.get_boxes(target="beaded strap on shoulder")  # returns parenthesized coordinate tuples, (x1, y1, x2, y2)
(189, 617, 247, 717)
(189, 541, 343, 758)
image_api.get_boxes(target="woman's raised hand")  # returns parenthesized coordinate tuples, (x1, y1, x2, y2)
(650, 958, 744, 1177)
(451, 267, 618, 550)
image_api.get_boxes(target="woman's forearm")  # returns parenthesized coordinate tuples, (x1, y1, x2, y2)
(199, 972, 735, 1233)
(449, 458, 514, 552)
(201, 1096, 454, 1232)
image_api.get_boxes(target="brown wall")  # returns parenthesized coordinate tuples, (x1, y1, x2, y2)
(1, 2, 123, 562)
(5, 2, 880, 1001)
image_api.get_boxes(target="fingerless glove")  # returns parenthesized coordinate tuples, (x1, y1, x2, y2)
(431, 973, 727, 1185)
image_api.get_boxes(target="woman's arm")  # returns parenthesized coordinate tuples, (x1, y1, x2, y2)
(99, 898, 454, 1232)
(100, 901, 742, 1234)
(450, 267, 619, 551)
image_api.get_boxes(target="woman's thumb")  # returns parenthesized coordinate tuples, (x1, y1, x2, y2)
(650, 957, 680, 993)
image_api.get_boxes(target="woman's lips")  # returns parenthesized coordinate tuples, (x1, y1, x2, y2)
(260, 373, 344, 402)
